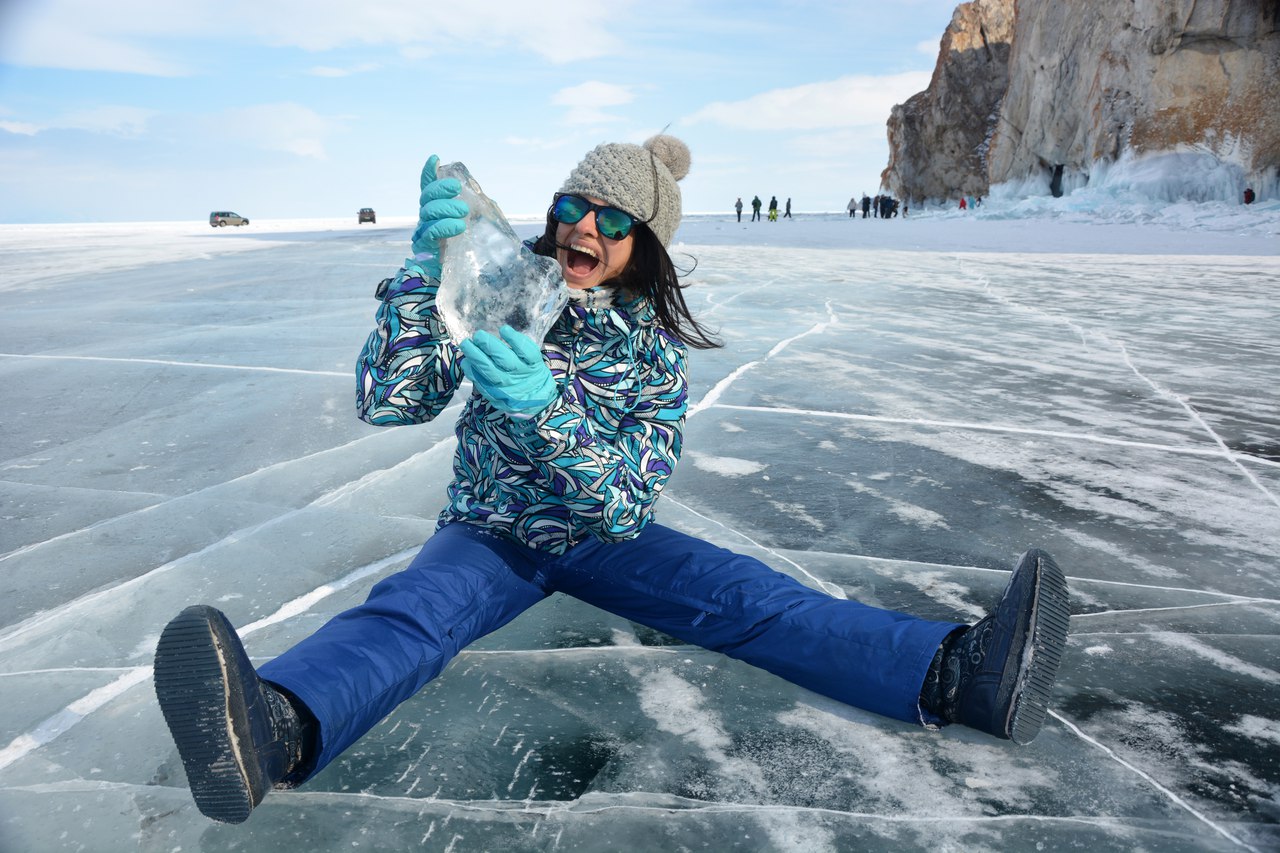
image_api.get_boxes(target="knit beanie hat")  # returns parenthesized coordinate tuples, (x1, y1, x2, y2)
(558, 134, 691, 248)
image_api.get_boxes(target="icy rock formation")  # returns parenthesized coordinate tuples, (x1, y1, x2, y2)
(883, 0, 1280, 203)
(881, 0, 1015, 204)
(436, 162, 568, 347)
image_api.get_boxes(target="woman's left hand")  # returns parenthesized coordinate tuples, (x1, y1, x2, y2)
(459, 326, 558, 417)
(410, 154, 469, 276)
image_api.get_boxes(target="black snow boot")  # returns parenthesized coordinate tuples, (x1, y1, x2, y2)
(921, 548, 1070, 745)
(154, 605, 313, 824)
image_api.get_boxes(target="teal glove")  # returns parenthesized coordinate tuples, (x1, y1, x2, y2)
(460, 325, 558, 417)
(410, 154, 469, 277)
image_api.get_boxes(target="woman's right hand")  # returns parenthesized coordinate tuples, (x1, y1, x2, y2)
(411, 154, 469, 261)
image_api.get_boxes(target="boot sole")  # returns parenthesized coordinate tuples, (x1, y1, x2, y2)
(154, 606, 263, 824)
(1006, 550, 1071, 745)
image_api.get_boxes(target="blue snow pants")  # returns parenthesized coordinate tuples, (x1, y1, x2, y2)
(259, 521, 962, 779)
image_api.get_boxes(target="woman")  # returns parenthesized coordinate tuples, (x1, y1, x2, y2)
(155, 135, 1069, 825)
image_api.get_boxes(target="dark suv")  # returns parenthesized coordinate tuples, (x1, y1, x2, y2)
(209, 211, 249, 227)
(358, 208, 376, 224)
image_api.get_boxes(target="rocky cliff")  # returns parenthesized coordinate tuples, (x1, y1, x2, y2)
(883, 0, 1280, 203)
(882, 0, 1015, 203)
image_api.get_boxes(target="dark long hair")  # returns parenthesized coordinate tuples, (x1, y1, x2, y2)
(529, 213, 722, 350)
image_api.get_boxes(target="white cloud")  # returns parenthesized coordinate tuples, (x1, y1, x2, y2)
(684, 73, 933, 131)
(306, 63, 380, 78)
(0, 0, 623, 74)
(551, 82, 634, 126)
(217, 103, 336, 159)
(0, 0, 197, 75)
(788, 129, 896, 165)
(243, 2, 622, 61)
(916, 37, 941, 56)
(502, 135, 578, 152)
(3, 27, 188, 76)
(61, 106, 157, 137)
(0, 106, 157, 137)
(0, 121, 40, 136)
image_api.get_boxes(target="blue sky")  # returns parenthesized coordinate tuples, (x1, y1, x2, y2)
(0, 0, 961, 223)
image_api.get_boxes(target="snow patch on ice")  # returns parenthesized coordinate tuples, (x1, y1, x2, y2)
(1222, 715, 1280, 747)
(1149, 633, 1280, 684)
(629, 666, 838, 850)
(687, 451, 767, 478)
(901, 572, 986, 621)
(845, 479, 950, 531)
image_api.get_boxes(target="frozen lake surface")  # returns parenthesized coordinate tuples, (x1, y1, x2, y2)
(1, 208, 1278, 851)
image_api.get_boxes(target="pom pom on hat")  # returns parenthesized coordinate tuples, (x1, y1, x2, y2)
(559, 133, 691, 247)
(644, 134, 690, 182)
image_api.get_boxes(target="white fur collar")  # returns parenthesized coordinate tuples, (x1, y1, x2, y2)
(566, 285, 618, 310)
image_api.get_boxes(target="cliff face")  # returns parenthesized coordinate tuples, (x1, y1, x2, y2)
(881, 0, 1015, 203)
(883, 0, 1280, 203)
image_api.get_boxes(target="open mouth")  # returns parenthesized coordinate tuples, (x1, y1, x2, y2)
(565, 245, 600, 278)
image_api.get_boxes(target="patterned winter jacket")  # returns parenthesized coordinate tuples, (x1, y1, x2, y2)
(356, 260, 689, 554)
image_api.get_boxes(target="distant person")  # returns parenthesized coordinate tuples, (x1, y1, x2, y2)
(1244, 187, 1255, 204)
(751, 195, 762, 221)
(872, 194, 881, 218)
(783, 198, 792, 219)
(959, 196, 968, 211)
(847, 197, 858, 217)
(152, 133, 1071, 827)
(735, 197, 744, 222)
(861, 194, 871, 218)
(768, 195, 779, 221)
(903, 201, 909, 217)
(975, 196, 983, 208)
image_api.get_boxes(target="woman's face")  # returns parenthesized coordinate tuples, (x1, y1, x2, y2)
(555, 196, 634, 290)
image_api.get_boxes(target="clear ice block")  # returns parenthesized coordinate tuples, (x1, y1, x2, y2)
(435, 162, 568, 346)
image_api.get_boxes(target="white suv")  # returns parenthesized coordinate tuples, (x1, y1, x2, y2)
(209, 211, 249, 227)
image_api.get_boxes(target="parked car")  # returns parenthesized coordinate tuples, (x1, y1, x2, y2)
(358, 208, 376, 224)
(209, 211, 249, 227)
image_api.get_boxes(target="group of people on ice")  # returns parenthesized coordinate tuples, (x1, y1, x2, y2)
(735, 195, 792, 222)
(847, 194, 903, 219)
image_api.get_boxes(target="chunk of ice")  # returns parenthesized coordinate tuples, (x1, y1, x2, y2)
(436, 162, 568, 346)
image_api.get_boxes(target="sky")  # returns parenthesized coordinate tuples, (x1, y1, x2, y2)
(0, 0, 963, 223)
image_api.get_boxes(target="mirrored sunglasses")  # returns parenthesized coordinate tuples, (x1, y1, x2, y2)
(551, 194, 637, 241)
